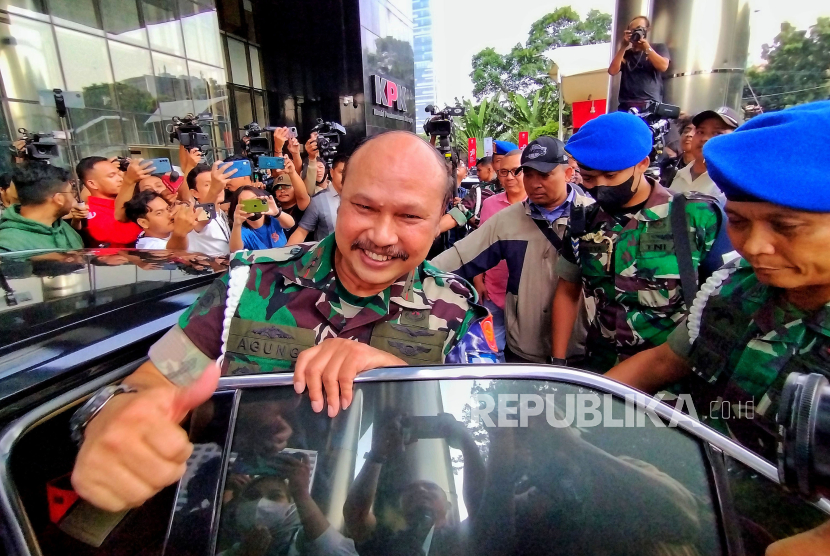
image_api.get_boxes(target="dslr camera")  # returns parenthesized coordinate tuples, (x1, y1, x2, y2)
(423, 105, 465, 156)
(168, 113, 211, 151)
(630, 26, 647, 43)
(310, 119, 346, 164)
(777, 372, 830, 501)
(11, 128, 59, 162)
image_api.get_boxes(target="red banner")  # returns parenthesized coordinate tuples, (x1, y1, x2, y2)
(518, 131, 529, 149)
(572, 99, 606, 130)
(467, 137, 477, 167)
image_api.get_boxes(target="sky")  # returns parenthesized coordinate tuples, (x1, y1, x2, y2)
(431, 0, 830, 105)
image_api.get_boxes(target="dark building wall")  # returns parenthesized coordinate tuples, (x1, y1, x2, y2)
(218, 0, 414, 154)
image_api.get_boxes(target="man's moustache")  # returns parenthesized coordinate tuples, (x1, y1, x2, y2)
(351, 239, 409, 261)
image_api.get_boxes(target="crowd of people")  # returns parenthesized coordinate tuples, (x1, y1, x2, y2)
(0, 14, 827, 554)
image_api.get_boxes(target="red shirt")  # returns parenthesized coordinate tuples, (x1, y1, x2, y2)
(85, 196, 142, 248)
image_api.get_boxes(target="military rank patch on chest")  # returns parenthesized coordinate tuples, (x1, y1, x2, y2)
(369, 321, 448, 365)
(227, 318, 316, 361)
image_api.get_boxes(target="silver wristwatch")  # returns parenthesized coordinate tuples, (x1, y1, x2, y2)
(69, 384, 137, 446)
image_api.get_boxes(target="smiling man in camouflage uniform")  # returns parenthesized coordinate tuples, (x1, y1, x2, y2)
(70, 131, 497, 513)
(608, 101, 830, 460)
(551, 112, 723, 372)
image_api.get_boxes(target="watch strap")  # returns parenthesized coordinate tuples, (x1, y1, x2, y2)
(70, 384, 137, 446)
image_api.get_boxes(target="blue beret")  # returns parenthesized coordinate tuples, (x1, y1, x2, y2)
(493, 140, 518, 155)
(565, 112, 652, 171)
(704, 100, 830, 212)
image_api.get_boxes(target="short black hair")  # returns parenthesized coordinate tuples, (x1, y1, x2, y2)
(476, 156, 492, 167)
(0, 172, 11, 191)
(228, 185, 269, 224)
(76, 156, 109, 185)
(12, 162, 72, 206)
(187, 163, 211, 190)
(124, 189, 165, 224)
(331, 154, 349, 169)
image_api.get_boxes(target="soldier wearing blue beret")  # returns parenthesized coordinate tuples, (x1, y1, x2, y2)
(608, 100, 830, 461)
(552, 111, 725, 371)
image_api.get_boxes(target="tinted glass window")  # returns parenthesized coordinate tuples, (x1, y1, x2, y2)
(198, 379, 723, 556)
(724, 454, 828, 555)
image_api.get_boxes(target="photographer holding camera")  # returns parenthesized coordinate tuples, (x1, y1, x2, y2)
(609, 16, 670, 113)
(76, 156, 143, 248)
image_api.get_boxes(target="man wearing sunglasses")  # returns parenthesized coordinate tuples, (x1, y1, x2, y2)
(551, 112, 724, 373)
(432, 138, 594, 363)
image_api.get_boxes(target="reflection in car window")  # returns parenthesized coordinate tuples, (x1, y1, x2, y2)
(211, 380, 723, 556)
(724, 455, 828, 555)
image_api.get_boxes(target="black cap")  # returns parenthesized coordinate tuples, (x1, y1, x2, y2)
(520, 136, 569, 173)
(692, 106, 741, 129)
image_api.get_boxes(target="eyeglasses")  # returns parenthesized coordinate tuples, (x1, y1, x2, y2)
(497, 167, 523, 178)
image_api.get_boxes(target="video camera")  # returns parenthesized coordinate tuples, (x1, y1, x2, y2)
(243, 121, 279, 160)
(629, 101, 680, 174)
(168, 113, 211, 151)
(11, 128, 59, 162)
(310, 119, 346, 164)
(423, 105, 465, 157)
(777, 372, 830, 501)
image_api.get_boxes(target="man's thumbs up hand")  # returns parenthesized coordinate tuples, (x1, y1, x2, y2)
(72, 362, 220, 512)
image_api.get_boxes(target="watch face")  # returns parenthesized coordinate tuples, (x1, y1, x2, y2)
(70, 384, 135, 445)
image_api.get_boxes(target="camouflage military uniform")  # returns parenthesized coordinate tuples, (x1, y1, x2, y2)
(448, 180, 503, 229)
(667, 257, 830, 459)
(148, 234, 497, 385)
(557, 182, 720, 372)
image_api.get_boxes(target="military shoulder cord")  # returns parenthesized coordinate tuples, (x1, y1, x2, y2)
(218, 264, 252, 367)
(687, 264, 740, 345)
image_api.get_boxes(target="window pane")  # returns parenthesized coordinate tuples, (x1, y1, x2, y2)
(233, 87, 252, 133)
(0, 18, 65, 101)
(0, 0, 47, 20)
(100, 0, 147, 46)
(210, 380, 723, 556)
(143, 0, 185, 56)
(253, 90, 265, 124)
(226, 37, 249, 86)
(180, 0, 224, 66)
(249, 45, 262, 90)
(215, 0, 242, 37)
(54, 28, 115, 110)
(47, 0, 101, 32)
(188, 60, 229, 122)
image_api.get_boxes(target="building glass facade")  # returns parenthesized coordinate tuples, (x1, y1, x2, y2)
(412, 0, 435, 125)
(0, 0, 240, 173)
(0, 0, 415, 175)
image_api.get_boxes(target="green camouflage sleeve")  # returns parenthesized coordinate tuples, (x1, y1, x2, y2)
(178, 272, 230, 360)
(147, 273, 229, 386)
(686, 200, 720, 260)
(556, 255, 582, 283)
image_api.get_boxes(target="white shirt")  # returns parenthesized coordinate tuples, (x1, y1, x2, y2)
(668, 164, 726, 204)
(136, 234, 169, 249)
(187, 212, 230, 255)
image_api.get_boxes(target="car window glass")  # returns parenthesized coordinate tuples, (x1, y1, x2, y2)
(197, 379, 723, 556)
(723, 454, 828, 555)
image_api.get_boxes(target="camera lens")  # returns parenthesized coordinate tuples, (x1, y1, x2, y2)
(777, 372, 830, 501)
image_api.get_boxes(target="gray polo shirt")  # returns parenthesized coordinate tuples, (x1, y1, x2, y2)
(297, 186, 339, 241)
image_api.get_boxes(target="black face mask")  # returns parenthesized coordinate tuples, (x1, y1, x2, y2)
(587, 172, 641, 212)
(247, 213, 264, 222)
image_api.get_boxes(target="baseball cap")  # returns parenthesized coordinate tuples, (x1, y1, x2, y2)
(692, 106, 741, 129)
(493, 140, 518, 155)
(519, 136, 569, 173)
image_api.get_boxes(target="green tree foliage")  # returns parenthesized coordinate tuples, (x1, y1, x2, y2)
(83, 82, 158, 114)
(460, 7, 609, 144)
(471, 7, 611, 98)
(365, 36, 415, 89)
(744, 18, 830, 113)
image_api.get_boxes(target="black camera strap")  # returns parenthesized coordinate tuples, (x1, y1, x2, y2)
(670, 194, 698, 311)
(531, 217, 564, 253)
